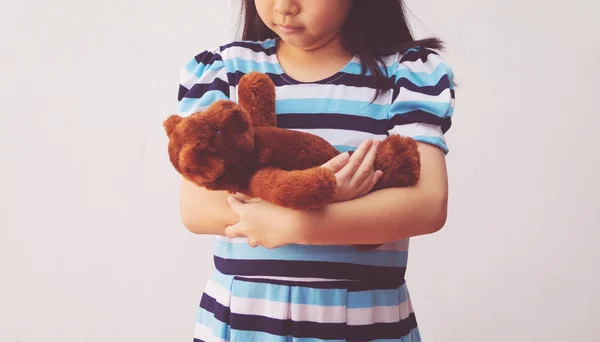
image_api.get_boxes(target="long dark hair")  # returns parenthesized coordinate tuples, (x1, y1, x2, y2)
(238, 0, 444, 99)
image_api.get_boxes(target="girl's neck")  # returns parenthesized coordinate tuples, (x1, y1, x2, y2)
(275, 35, 353, 83)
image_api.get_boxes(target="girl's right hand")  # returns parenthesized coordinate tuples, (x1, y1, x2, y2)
(321, 139, 383, 203)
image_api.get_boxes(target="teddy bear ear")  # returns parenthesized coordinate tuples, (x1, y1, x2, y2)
(237, 72, 277, 127)
(163, 115, 183, 136)
(223, 107, 251, 132)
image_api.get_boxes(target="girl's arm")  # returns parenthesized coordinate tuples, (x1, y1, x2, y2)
(179, 178, 239, 235)
(296, 142, 448, 245)
(225, 142, 449, 248)
(175, 47, 238, 235)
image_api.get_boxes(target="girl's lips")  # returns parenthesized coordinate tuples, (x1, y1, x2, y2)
(276, 24, 304, 34)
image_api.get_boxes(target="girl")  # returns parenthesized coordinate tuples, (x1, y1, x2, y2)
(177, 0, 455, 341)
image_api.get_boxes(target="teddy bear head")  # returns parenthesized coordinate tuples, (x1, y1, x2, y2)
(163, 72, 278, 191)
(163, 100, 255, 189)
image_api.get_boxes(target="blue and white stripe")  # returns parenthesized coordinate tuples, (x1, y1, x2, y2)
(193, 270, 420, 342)
(177, 38, 454, 341)
(177, 39, 454, 153)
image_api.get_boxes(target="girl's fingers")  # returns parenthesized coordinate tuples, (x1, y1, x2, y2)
(349, 140, 380, 186)
(247, 238, 259, 248)
(336, 140, 372, 182)
(231, 192, 251, 202)
(227, 196, 245, 217)
(372, 170, 383, 189)
(225, 223, 246, 239)
(321, 152, 350, 173)
(358, 170, 383, 197)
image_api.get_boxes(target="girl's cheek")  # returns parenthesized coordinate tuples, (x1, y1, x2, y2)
(254, 1, 272, 26)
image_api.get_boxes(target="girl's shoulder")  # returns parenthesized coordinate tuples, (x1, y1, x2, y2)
(187, 39, 277, 67)
(379, 46, 454, 82)
(177, 39, 279, 111)
(180, 39, 279, 84)
(219, 39, 278, 57)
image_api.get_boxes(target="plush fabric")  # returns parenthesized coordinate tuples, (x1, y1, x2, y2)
(164, 71, 420, 221)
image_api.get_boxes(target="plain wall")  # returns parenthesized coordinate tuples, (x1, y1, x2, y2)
(1, 0, 598, 341)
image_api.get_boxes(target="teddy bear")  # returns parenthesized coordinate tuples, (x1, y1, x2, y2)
(163, 72, 421, 212)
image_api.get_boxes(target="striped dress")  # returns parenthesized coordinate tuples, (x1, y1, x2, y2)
(177, 39, 455, 342)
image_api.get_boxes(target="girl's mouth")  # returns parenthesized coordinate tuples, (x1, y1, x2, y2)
(276, 24, 304, 34)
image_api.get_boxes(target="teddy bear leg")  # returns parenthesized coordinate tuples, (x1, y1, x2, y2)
(249, 167, 337, 210)
(372, 135, 421, 191)
(237, 72, 277, 127)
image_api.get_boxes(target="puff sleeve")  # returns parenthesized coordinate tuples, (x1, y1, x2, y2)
(387, 48, 455, 154)
(177, 47, 230, 116)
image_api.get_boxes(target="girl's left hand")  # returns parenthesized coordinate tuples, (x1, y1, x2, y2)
(225, 195, 303, 249)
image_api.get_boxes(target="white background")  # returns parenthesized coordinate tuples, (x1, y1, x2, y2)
(1, 0, 599, 341)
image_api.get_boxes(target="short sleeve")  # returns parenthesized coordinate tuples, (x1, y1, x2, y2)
(387, 48, 455, 154)
(177, 47, 230, 116)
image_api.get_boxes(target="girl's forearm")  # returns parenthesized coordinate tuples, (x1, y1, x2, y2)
(295, 186, 447, 245)
(294, 143, 449, 245)
(179, 178, 238, 235)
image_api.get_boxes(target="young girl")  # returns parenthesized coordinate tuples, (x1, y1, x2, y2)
(177, 0, 455, 341)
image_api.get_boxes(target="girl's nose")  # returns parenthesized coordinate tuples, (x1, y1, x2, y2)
(273, 0, 299, 16)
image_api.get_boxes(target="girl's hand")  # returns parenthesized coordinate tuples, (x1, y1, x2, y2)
(225, 195, 302, 249)
(230, 192, 262, 203)
(321, 139, 383, 202)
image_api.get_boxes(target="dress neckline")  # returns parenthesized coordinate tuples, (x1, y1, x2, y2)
(266, 38, 356, 85)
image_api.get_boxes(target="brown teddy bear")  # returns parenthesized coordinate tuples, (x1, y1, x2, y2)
(164, 72, 420, 212)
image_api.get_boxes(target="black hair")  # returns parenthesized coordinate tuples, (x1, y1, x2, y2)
(238, 0, 444, 99)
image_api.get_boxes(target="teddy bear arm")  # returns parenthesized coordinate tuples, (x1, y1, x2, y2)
(372, 135, 421, 191)
(248, 166, 337, 210)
